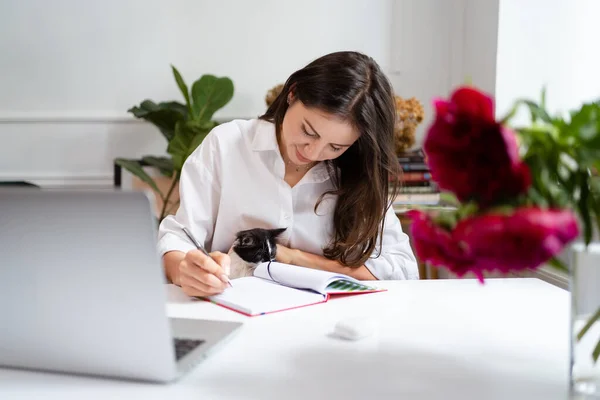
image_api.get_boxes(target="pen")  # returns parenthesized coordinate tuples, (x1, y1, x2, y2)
(182, 227, 233, 288)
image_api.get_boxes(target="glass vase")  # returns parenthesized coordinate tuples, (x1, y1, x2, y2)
(570, 242, 600, 398)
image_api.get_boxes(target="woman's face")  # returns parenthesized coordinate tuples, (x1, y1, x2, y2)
(280, 97, 359, 165)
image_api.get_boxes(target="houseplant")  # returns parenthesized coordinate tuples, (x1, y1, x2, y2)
(408, 85, 599, 395)
(116, 66, 234, 221)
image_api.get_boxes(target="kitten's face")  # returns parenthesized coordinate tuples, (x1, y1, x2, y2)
(231, 228, 286, 264)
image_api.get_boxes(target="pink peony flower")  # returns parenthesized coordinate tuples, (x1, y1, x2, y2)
(454, 207, 580, 275)
(408, 207, 579, 283)
(407, 210, 477, 278)
(423, 86, 531, 207)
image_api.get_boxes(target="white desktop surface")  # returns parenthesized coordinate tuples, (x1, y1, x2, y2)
(0, 278, 570, 399)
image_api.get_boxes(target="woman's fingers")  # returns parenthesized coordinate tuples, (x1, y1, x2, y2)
(186, 250, 231, 285)
(179, 262, 224, 296)
(180, 257, 225, 289)
(180, 274, 223, 297)
(210, 251, 231, 276)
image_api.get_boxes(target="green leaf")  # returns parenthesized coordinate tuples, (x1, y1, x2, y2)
(547, 256, 569, 273)
(500, 92, 552, 126)
(589, 181, 600, 241)
(527, 187, 549, 207)
(189, 129, 210, 153)
(191, 75, 234, 122)
(167, 122, 194, 170)
(594, 160, 600, 175)
(456, 201, 479, 220)
(517, 125, 558, 147)
(127, 100, 187, 141)
(141, 155, 174, 177)
(171, 65, 192, 112)
(432, 210, 458, 231)
(167, 121, 212, 170)
(499, 100, 520, 125)
(523, 100, 553, 124)
(186, 118, 219, 132)
(487, 205, 517, 215)
(577, 148, 600, 168)
(579, 171, 593, 245)
(115, 158, 162, 198)
(540, 86, 547, 109)
(568, 103, 600, 143)
(591, 175, 600, 195)
(439, 191, 460, 207)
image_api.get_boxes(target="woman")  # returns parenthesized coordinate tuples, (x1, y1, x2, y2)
(159, 51, 418, 297)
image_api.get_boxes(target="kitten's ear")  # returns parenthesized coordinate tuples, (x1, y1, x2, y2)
(269, 228, 287, 239)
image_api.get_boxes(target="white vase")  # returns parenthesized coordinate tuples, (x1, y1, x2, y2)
(570, 242, 600, 398)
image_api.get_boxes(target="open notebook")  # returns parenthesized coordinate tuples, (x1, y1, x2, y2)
(205, 262, 385, 317)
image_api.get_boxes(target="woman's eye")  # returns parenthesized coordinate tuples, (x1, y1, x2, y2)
(330, 145, 342, 152)
(302, 126, 317, 137)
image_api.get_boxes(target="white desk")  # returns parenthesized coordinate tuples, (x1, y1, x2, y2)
(0, 278, 570, 400)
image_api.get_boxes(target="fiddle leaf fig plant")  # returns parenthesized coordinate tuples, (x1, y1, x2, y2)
(116, 66, 234, 220)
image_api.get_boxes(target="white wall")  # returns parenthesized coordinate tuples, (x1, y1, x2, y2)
(0, 0, 500, 187)
(389, 0, 499, 141)
(495, 0, 600, 122)
(0, 0, 393, 186)
(461, 0, 500, 95)
(0, 0, 394, 120)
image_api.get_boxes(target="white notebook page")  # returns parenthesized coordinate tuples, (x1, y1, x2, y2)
(253, 262, 359, 294)
(208, 277, 326, 316)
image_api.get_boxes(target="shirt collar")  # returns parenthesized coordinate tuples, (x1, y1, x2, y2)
(251, 119, 279, 152)
(309, 163, 332, 183)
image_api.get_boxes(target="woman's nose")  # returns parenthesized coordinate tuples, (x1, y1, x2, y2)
(303, 142, 321, 160)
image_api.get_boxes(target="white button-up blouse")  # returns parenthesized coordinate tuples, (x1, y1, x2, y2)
(157, 118, 419, 280)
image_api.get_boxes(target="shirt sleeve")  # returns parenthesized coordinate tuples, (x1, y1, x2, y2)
(364, 205, 420, 280)
(156, 130, 222, 257)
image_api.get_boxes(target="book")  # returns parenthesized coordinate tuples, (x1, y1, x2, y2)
(205, 262, 385, 317)
(399, 180, 433, 187)
(389, 171, 432, 183)
(398, 185, 439, 194)
(397, 148, 425, 163)
(393, 192, 441, 205)
(402, 171, 432, 181)
(400, 162, 430, 171)
(394, 204, 457, 214)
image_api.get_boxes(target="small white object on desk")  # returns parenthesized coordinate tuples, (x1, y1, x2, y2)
(333, 317, 377, 341)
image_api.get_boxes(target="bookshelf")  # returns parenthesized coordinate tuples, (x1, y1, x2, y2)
(392, 147, 440, 207)
(392, 147, 454, 279)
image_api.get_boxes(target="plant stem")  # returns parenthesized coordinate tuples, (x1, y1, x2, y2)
(593, 338, 600, 363)
(166, 200, 180, 216)
(577, 306, 600, 341)
(159, 172, 180, 221)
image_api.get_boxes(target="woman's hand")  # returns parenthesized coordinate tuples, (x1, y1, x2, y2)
(178, 250, 231, 297)
(275, 244, 300, 265)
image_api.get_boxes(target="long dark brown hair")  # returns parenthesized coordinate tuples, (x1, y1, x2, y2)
(259, 51, 400, 267)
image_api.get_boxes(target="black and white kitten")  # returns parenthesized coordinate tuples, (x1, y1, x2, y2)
(228, 227, 286, 278)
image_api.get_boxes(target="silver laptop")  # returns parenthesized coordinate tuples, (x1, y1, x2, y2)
(0, 189, 242, 383)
